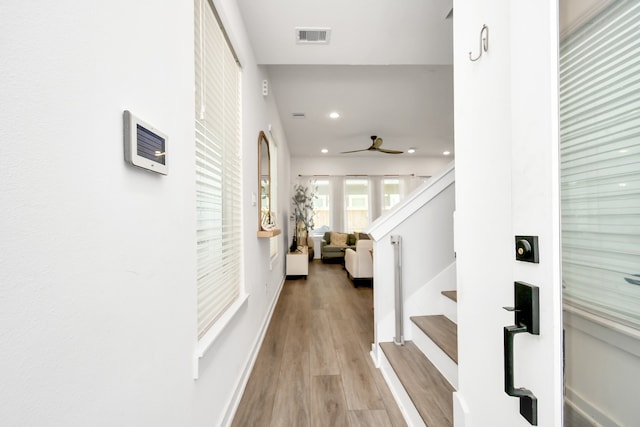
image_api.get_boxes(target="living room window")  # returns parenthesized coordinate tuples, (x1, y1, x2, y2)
(194, 0, 242, 339)
(345, 178, 369, 232)
(382, 178, 402, 211)
(313, 179, 331, 230)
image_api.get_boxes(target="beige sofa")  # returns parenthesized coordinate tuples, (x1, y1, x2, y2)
(345, 239, 373, 283)
(321, 231, 369, 261)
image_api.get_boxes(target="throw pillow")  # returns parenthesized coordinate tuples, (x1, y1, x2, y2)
(347, 233, 356, 246)
(331, 232, 348, 246)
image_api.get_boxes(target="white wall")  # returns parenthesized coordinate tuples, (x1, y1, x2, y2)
(0, 1, 289, 426)
(564, 310, 640, 426)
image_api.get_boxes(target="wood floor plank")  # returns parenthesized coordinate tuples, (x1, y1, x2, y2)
(231, 290, 291, 427)
(348, 289, 375, 338)
(310, 375, 349, 427)
(327, 284, 350, 321)
(233, 261, 405, 427)
(363, 352, 408, 427)
(271, 295, 311, 426)
(270, 349, 311, 427)
(335, 346, 384, 411)
(348, 409, 393, 427)
(310, 309, 340, 375)
(329, 317, 356, 352)
(410, 315, 458, 363)
(331, 318, 384, 411)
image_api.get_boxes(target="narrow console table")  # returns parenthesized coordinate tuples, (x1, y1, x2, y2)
(286, 246, 308, 279)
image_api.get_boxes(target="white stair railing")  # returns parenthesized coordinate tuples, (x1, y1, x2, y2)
(390, 235, 404, 346)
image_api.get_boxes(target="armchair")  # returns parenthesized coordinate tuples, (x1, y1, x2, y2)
(345, 239, 373, 283)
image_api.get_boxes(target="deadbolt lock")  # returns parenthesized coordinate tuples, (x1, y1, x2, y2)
(515, 236, 539, 263)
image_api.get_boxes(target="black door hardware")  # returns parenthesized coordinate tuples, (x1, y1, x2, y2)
(515, 235, 539, 263)
(503, 281, 539, 425)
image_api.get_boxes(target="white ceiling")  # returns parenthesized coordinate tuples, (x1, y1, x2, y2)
(236, 0, 455, 158)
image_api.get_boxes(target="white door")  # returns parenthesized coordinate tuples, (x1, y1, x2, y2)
(453, 1, 563, 426)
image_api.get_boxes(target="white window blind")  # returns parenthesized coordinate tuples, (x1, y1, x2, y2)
(195, 0, 242, 339)
(560, 0, 640, 328)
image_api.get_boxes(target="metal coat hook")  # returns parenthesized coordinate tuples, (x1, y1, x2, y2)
(469, 24, 489, 62)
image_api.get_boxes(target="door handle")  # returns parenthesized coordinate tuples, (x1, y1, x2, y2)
(504, 325, 537, 425)
(503, 281, 539, 425)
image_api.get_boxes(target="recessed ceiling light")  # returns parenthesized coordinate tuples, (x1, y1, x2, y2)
(321, 148, 328, 154)
(407, 148, 416, 154)
(443, 150, 451, 156)
(329, 112, 340, 119)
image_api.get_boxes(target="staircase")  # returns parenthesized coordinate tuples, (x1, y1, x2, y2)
(365, 163, 457, 427)
(380, 291, 458, 427)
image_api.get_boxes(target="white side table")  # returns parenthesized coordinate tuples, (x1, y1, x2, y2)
(286, 246, 308, 279)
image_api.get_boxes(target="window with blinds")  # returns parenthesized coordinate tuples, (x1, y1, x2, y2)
(560, 0, 640, 328)
(195, 0, 242, 339)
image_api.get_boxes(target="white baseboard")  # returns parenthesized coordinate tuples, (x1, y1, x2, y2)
(453, 392, 470, 427)
(565, 387, 621, 427)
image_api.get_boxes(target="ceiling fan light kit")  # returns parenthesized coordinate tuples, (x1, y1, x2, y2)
(340, 135, 404, 155)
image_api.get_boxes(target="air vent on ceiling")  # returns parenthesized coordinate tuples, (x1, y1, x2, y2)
(295, 27, 331, 44)
(292, 112, 306, 119)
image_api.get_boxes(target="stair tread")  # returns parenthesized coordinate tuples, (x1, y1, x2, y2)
(441, 290, 457, 302)
(381, 341, 454, 427)
(410, 315, 458, 364)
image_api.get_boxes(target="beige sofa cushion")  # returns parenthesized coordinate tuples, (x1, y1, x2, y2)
(330, 232, 348, 246)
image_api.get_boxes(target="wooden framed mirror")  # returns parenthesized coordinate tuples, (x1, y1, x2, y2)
(257, 131, 281, 237)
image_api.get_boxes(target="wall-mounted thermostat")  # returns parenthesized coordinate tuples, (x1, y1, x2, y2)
(123, 110, 168, 175)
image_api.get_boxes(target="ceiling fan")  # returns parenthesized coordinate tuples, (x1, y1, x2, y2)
(341, 135, 404, 155)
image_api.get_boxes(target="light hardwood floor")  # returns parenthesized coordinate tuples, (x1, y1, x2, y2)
(232, 261, 407, 427)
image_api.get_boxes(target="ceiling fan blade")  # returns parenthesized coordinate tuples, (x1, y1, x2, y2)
(340, 148, 370, 154)
(376, 148, 404, 154)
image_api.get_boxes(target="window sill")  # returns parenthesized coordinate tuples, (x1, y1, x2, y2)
(193, 293, 250, 379)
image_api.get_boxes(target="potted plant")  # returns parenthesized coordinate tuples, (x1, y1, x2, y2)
(291, 183, 317, 249)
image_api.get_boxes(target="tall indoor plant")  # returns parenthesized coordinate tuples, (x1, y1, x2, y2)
(291, 183, 317, 249)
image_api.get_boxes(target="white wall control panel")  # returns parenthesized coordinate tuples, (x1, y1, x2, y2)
(123, 110, 168, 175)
